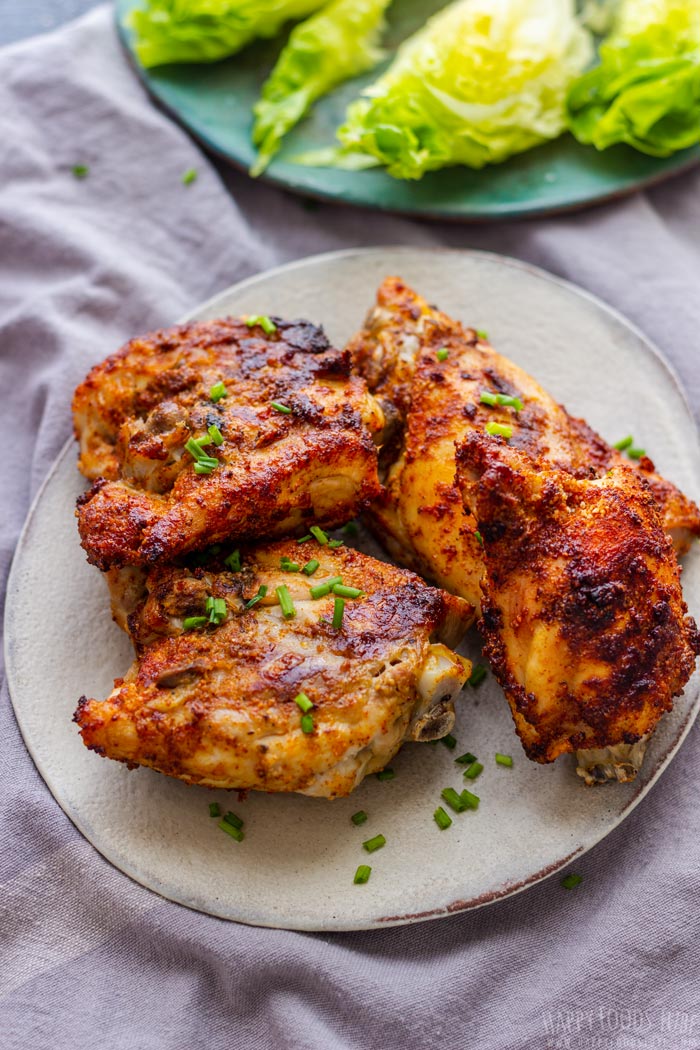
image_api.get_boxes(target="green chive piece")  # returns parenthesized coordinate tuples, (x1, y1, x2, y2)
(561, 873, 583, 890)
(351, 810, 368, 826)
(342, 522, 359, 536)
(464, 761, 483, 780)
(72, 164, 89, 178)
(485, 421, 513, 439)
(495, 752, 513, 767)
(297, 534, 312, 544)
(310, 525, 329, 545)
(300, 713, 314, 734)
(244, 584, 268, 609)
(222, 811, 244, 830)
(270, 400, 292, 415)
(183, 616, 207, 630)
(332, 596, 345, 629)
(441, 787, 468, 814)
(185, 437, 206, 460)
(613, 435, 633, 451)
(455, 752, 477, 766)
(276, 585, 295, 619)
(441, 734, 457, 750)
(224, 550, 241, 572)
(376, 768, 395, 782)
(246, 315, 277, 334)
(208, 802, 221, 818)
(434, 806, 452, 830)
(207, 597, 227, 625)
(474, 530, 484, 547)
(309, 576, 343, 599)
(436, 348, 449, 362)
(468, 664, 488, 688)
(480, 391, 498, 406)
(496, 394, 523, 411)
(193, 462, 214, 475)
(208, 424, 224, 446)
(294, 692, 313, 713)
(628, 447, 646, 460)
(302, 559, 319, 576)
(363, 834, 386, 853)
(354, 864, 372, 885)
(460, 788, 480, 810)
(476, 329, 488, 340)
(328, 539, 344, 549)
(218, 820, 244, 842)
(280, 558, 300, 572)
(182, 168, 197, 185)
(332, 584, 363, 599)
(210, 381, 227, 402)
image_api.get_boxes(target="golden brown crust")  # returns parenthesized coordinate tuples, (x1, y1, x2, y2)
(74, 540, 473, 798)
(74, 317, 384, 569)
(456, 432, 699, 763)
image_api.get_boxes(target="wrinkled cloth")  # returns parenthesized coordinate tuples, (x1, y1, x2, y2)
(1, 8, 700, 1050)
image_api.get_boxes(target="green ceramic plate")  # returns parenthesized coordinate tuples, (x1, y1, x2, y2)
(115, 0, 700, 222)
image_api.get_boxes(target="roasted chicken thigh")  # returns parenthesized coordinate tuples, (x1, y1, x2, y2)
(74, 316, 384, 570)
(456, 433, 699, 783)
(75, 540, 472, 798)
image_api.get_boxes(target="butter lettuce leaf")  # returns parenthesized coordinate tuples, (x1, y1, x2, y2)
(128, 0, 328, 68)
(251, 0, 391, 175)
(326, 0, 592, 180)
(567, 0, 700, 156)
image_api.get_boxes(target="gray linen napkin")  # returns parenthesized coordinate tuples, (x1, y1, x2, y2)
(1, 7, 700, 1049)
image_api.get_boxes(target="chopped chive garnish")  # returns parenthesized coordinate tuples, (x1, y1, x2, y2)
(194, 462, 214, 475)
(455, 752, 477, 766)
(309, 576, 343, 599)
(332, 584, 363, 599)
(246, 315, 277, 334)
(496, 394, 523, 411)
(210, 381, 227, 402)
(310, 525, 329, 545)
(476, 329, 488, 340)
(300, 713, 314, 734)
(183, 616, 207, 630)
(244, 584, 268, 609)
(436, 348, 449, 362)
(209, 802, 221, 818)
(363, 834, 386, 853)
(182, 168, 197, 185)
(628, 447, 646, 460)
(460, 788, 480, 810)
(561, 873, 583, 890)
(480, 391, 498, 406)
(434, 806, 452, 830)
(328, 539, 344, 549)
(474, 530, 484, 547)
(297, 534, 312, 543)
(332, 596, 345, 629)
(485, 421, 513, 439)
(205, 596, 227, 625)
(302, 559, 319, 576)
(208, 424, 224, 446)
(441, 734, 457, 750)
(294, 692, 314, 713)
(222, 811, 244, 830)
(276, 585, 295, 619)
(376, 768, 395, 782)
(185, 437, 206, 459)
(224, 550, 241, 572)
(280, 558, 300, 572)
(218, 820, 244, 842)
(354, 864, 372, 885)
(495, 753, 513, 768)
(463, 761, 483, 780)
(270, 400, 292, 414)
(441, 787, 468, 813)
(72, 164, 89, 178)
(468, 664, 488, 688)
(613, 435, 633, 451)
(351, 810, 368, 826)
(342, 522, 359, 536)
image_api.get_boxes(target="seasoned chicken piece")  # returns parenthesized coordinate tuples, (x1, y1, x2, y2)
(348, 277, 700, 611)
(456, 432, 699, 778)
(74, 540, 472, 798)
(74, 317, 384, 570)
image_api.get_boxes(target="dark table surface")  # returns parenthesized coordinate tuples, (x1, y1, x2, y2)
(2, 0, 103, 46)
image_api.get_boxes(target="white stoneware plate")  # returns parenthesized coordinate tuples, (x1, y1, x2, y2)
(6, 248, 700, 931)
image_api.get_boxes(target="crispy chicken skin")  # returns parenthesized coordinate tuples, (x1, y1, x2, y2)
(74, 317, 384, 570)
(348, 277, 700, 611)
(74, 540, 472, 798)
(456, 433, 699, 770)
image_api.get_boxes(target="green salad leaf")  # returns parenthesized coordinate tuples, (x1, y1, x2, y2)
(128, 0, 328, 68)
(251, 0, 391, 175)
(567, 0, 700, 156)
(315, 0, 592, 180)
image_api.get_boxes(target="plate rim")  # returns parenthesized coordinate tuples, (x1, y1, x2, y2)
(5, 245, 700, 931)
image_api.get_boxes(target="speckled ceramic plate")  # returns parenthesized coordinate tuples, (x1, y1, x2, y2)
(114, 0, 700, 222)
(6, 248, 700, 930)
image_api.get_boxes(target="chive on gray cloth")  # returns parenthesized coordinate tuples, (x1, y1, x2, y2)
(2, 7, 700, 1049)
